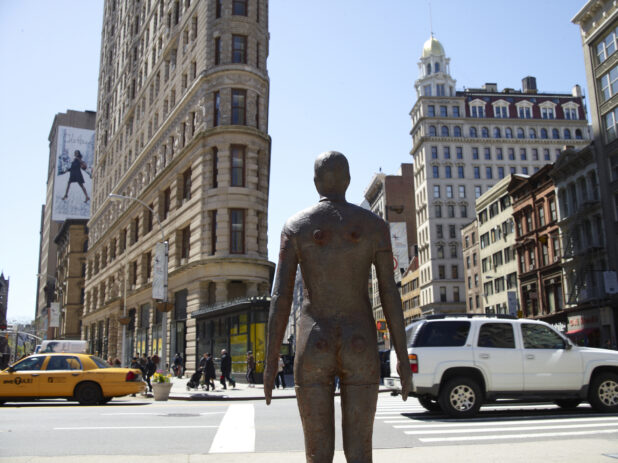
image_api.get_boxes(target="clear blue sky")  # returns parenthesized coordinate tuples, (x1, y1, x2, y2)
(0, 0, 589, 322)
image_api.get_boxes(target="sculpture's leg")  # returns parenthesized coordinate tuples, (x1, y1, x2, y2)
(296, 384, 335, 463)
(341, 383, 378, 463)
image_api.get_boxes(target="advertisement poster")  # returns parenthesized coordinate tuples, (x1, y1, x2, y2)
(49, 302, 60, 328)
(52, 126, 95, 221)
(390, 222, 409, 273)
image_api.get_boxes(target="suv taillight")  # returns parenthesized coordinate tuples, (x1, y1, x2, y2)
(409, 354, 418, 374)
(125, 371, 137, 382)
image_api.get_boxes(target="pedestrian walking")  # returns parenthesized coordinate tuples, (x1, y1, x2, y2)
(199, 353, 216, 391)
(145, 356, 156, 392)
(173, 352, 184, 378)
(246, 351, 256, 387)
(220, 349, 236, 389)
(275, 355, 286, 389)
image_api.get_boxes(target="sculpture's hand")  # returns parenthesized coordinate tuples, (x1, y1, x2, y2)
(397, 359, 412, 401)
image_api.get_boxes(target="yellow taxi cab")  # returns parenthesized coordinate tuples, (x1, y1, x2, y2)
(0, 353, 146, 405)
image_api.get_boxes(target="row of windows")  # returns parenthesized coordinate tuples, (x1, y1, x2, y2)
(432, 164, 541, 180)
(429, 102, 580, 121)
(427, 124, 583, 140)
(596, 23, 618, 64)
(430, 145, 560, 162)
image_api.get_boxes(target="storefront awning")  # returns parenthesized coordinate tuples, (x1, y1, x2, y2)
(565, 327, 598, 337)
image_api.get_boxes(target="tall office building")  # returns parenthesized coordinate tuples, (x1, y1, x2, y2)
(84, 0, 272, 375)
(410, 36, 590, 315)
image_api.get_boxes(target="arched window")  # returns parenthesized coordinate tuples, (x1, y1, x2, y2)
(481, 127, 489, 138)
(429, 125, 437, 136)
(564, 129, 572, 139)
(540, 128, 548, 139)
(575, 129, 583, 140)
(454, 126, 462, 137)
(426, 63, 431, 75)
(434, 62, 440, 73)
(505, 127, 513, 138)
(493, 127, 501, 138)
(441, 126, 449, 137)
(529, 128, 537, 139)
(470, 127, 478, 138)
(517, 128, 525, 139)
(552, 128, 560, 139)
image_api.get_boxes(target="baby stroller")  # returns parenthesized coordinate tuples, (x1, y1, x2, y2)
(186, 368, 203, 390)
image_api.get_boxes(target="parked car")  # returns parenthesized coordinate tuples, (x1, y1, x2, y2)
(0, 353, 145, 405)
(385, 314, 618, 418)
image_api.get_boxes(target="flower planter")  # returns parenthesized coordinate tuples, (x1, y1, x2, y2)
(152, 381, 173, 401)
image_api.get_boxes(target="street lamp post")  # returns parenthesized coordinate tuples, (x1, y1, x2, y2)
(109, 193, 169, 372)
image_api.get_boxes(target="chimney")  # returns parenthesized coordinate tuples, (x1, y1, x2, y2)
(522, 76, 537, 94)
(572, 84, 582, 97)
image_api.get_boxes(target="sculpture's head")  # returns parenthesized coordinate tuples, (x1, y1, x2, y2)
(314, 151, 350, 201)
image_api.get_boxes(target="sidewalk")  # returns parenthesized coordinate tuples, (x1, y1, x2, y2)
(140, 375, 390, 401)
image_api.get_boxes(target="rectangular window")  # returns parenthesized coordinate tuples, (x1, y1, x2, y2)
(213, 91, 220, 126)
(427, 105, 435, 117)
(475, 185, 482, 198)
(484, 147, 491, 160)
(433, 185, 441, 198)
(433, 166, 439, 178)
(231, 89, 247, 125)
(210, 210, 217, 254)
(440, 105, 448, 117)
(520, 148, 527, 160)
(472, 148, 479, 160)
(474, 167, 480, 179)
(458, 185, 465, 198)
(456, 146, 463, 159)
(431, 146, 438, 159)
(446, 185, 453, 198)
(162, 188, 171, 220)
(181, 226, 191, 259)
(436, 224, 443, 239)
(231, 145, 245, 186)
(232, 35, 247, 63)
(214, 37, 221, 65)
(452, 106, 460, 117)
(230, 209, 245, 253)
(458, 166, 464, 178)
(182, 168, 192, 201)
(445, 166, 452, 178)
(600, 65, 618, 102)
(605, 107, 618, 142)
(233, 0, 248, 16)
(443, 146, 450, 159)
(498, 167, 505, 178)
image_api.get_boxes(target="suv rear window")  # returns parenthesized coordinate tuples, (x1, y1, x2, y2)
(414, 321, 471, 347)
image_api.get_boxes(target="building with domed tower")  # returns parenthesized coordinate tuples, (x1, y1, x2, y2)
(410, 35, 590, 316)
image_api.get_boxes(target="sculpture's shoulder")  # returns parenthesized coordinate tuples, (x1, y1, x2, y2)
(281, 204, 322, 236)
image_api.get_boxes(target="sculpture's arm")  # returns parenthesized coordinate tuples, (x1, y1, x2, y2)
(264, 230, 298, 405)
(374, 228, 412, 401)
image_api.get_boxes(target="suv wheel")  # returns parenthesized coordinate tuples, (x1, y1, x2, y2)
(418, 396, 441, 412)
(439, 377, 482, 418)
(588, 372, 618, 412)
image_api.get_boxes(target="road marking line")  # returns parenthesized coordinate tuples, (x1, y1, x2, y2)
(100, 412, 225, 416)
(209, 404, 255, 453)
(54, 426, 218, 430)
(388, 416, 618, 427)
(403, 422, 618, 434)
(417, 428, 618, 442)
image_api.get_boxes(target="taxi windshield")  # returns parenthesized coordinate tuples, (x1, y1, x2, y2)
(12, 356, 45, 371)
(89, 356, 111, 369)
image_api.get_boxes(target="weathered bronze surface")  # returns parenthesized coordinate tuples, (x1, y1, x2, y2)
(264, 151, 412, 463)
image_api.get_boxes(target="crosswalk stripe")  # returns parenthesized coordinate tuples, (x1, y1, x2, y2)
(403, 421, 618, 434)
(209, 404, 255, 453)
(417, 428, 618, 442)
(387, 416, 618, 427)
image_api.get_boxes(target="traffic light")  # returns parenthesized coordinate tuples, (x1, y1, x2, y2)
(376, 320, 387, 332)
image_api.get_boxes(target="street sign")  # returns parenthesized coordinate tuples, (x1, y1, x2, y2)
(376, 320, 387, 332)
(152, 241, 168, 302)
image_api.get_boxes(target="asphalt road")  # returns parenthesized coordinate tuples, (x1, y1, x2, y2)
(1, 395, 618, 458)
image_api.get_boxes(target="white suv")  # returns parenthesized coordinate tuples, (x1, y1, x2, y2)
(385, 314, 618, 418)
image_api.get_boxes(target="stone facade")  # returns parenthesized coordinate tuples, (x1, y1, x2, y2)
(53, 220, 89, 340)
(84, 0, 273, 374)
(410, 36, 590, 316)
(571, 0, 618, 347)
(461, 220, 481, 313)
(474, 175, 518, 316)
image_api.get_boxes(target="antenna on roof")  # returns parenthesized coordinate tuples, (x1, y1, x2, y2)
(428, 1, 434, 37)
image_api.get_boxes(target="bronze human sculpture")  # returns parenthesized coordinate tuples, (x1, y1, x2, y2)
(264, 151, 412, 463)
